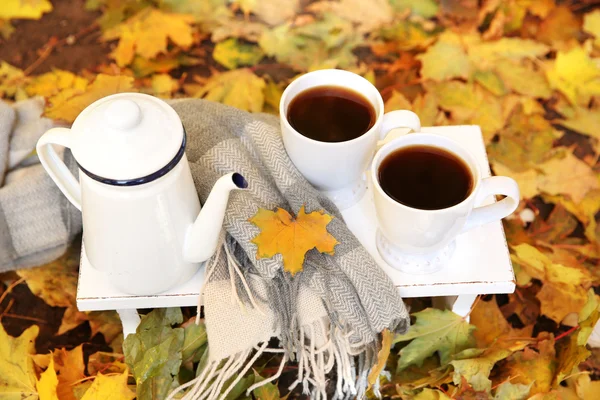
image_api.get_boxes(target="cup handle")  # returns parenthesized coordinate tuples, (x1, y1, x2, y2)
(461, 176, 520, 233)
(379, 110, 421, 141)
(36, 127, 82, 211)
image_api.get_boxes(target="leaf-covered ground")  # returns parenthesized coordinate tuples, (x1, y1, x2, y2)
(1, 0, 600, 399)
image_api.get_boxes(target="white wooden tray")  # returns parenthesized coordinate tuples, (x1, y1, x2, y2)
(77, 125, 515, 313)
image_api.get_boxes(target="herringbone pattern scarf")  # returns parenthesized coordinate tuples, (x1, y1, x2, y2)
(168, 99, 410, 400)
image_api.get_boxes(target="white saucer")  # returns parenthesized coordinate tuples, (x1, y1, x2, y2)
(339, 125, 515, 298)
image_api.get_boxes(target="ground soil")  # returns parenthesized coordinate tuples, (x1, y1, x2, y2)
(0, 0, 110, 74)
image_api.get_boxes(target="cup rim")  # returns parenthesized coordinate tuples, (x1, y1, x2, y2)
(279, 69, 384, 147)
(371, 133, 483, 214)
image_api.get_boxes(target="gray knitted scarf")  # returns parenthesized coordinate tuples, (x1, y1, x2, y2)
(167, 99, 409, 400)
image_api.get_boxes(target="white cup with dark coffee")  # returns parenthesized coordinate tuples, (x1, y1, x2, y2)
(280, 69, 421, 209)
(371, 133, 520, 274)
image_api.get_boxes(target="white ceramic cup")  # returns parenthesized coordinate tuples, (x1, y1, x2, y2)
(371, 133, 520, 274)
(280, 69, 421, 209)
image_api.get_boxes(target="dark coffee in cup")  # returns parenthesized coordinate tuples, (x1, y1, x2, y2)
(378, 145, 473, 210)
(287, 86, 375, 143)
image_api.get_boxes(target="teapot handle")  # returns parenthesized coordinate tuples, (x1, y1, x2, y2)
(36, 127, 82, 211)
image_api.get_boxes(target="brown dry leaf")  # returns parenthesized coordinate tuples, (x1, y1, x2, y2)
(185, 69, 265, 113)
(368, 329, 393, 388)
(512, 243, 593, 323)
(34, 347, 84, 400)
(536, 6, 582, 47)
(554, 292, 599, 386)
(87, 311, 124, 352)
(130, 53, 200, 78)
(88, 352, 128, 376)
(249, 206, 338, 275)
(308, 0, 393, 33)
(0, 0, 52, 19)
(493, 151, 599, 203)
(470, 297, 533, 347)
(103, 8, 195, 67)
(501, 290, 541, 327)
(234, 0, 299, 26)
(44, 74, 135, 122)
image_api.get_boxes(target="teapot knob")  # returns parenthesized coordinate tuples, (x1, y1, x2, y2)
(105, 99, 142, 130)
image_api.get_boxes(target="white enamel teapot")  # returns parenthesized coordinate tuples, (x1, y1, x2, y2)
(36, 93, 247, 295)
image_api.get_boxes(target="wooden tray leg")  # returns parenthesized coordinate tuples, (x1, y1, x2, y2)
(432, 294, 478, 322)
(117, 309, 141, 338)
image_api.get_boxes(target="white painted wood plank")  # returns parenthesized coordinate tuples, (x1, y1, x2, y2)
(77, 125, 515, 312)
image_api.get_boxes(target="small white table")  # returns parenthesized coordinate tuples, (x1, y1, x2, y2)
(77, 125, 515, 336)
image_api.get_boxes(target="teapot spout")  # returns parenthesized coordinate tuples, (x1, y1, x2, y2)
(184, 172, 247, 262)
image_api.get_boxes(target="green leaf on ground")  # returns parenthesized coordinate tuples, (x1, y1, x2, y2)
(395, 308, 476, 370)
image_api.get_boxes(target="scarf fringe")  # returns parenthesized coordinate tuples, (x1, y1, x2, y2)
(167, 320, 377, 400)
(173, 239, 383, 400)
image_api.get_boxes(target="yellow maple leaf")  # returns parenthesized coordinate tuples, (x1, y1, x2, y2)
(467, 37, 550, 69)
(26, 70, 88, 98)
(429, 81, 504, 142)
(417, 31, 472, 82)
(0, 0, 52, 20)
(44, 74, 135, 122)
(80, 371, 135, 400)
(495, 333, 556, 395)
(367, 329, 393, 388)
(37, 358, 59, 400)
(546, 46, 600, 105)
(33, 346, 85, 400)
(583, 9, 600, 48)
(249, 206, 338, 275)
(186, 69, 265, 113)
(0, 324, 38, 400)
(150, 73, 179, 97)
(103, 8, 194, 67)
(559, 105, 600, 140)
(0, 61, 28, 99)
(494, 59, 551, 99)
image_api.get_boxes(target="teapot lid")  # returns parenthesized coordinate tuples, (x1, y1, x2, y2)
(70, 93, 184, 183)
